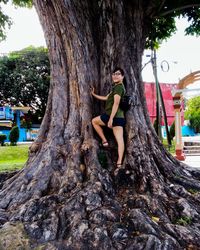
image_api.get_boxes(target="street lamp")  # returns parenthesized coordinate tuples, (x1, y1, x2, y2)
(142, 50, 172, 146)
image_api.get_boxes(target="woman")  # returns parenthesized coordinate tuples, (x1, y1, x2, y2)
(91, 67, 126, 173)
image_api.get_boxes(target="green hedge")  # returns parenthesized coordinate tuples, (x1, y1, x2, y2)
(9, 126, 19, 146)
(0, 134, 7, 146)
(169, 121, 175, 140)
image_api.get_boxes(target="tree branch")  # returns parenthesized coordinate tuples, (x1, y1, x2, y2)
(146, 0, 166, 17)
(160, 4, 200, 17)
(158, 0, 167, 13)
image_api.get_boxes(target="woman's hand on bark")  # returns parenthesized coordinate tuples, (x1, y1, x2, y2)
(90, 86, 95, 96)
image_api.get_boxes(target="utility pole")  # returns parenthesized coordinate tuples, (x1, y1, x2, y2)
(151, 49, 172, 146)
(151, 49, 162, 140)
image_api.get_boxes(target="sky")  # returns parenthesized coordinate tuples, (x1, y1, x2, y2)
(0, 2, 200, 97)
(0, 2, 46, 53)
(142, 18, 200, 83)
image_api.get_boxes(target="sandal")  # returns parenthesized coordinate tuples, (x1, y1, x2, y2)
(102, 141, 109, 147)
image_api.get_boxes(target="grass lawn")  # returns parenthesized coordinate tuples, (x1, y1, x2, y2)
(0, 140, 175, 173)
(163, 139, 175, 155)
(0, 144, 29, 172)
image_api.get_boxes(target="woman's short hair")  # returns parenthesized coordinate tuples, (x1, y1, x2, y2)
(112, 67, 127, 88)
(112, 67, 124, 76)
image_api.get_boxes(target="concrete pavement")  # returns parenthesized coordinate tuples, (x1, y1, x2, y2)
(182, 135, 200, 143)
(183, 155, 200, 168)
(181, 136, 200, 168)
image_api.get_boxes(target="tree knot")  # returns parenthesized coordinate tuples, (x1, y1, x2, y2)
(29, 142, 42, 153)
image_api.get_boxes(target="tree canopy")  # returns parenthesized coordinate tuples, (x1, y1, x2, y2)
(146, 1, 200, 47)
(0, 1, 199, 48)
(0, 46, 50, 121)
(185, 96, 200, 132)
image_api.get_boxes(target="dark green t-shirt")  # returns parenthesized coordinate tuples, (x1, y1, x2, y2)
(105, 83, 125, 118)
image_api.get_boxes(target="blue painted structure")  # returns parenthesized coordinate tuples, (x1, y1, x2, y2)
(162, 125, 196, 138)
(0, 130, 10, 141)
(0, 106, 14, 120)
(0, 106, 33, 142)
(0, 128, 28, 142)
(182, 126, 196, 136)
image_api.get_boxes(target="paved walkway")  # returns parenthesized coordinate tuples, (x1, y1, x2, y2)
(183, 155, 200, 168)
(18, 141, 33, 145)
(182, 135, 200, 143)
(181, 136, 200, 168)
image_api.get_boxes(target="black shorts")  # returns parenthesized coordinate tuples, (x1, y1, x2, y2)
(100, 113, 126, 127)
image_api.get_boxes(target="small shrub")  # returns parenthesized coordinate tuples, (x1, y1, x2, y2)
(20, 117, 32, 129)
(175, 216, 192, 226)
(169, 121, 175, 140)
(185, 96, 200, 133)
(9, 126, 19, 146)
(163, 138, 175, 155)
(187, 188, 199, 195)
(0, 134, 7, 146)
(153, 118, 158, 134)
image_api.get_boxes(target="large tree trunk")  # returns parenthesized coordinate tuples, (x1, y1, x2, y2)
(1, 1, 200, 249)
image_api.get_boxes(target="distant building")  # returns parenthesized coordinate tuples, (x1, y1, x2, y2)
(144, 82, 184, 126)
(0, 106, 14, 127)
(0, 106, 39, 142)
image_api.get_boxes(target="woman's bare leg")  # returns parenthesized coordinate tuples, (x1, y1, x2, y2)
(92, 116, 107, 143)
(113, 126, 124, 165)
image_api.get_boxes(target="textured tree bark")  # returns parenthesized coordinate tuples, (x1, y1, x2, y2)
(0, 1, 200, 249)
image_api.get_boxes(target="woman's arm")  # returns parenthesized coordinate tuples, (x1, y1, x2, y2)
(107, 94, 121, 128)
(91, 87, 109, 101)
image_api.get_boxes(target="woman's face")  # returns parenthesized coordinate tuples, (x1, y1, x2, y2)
(112, 70, 124, 83)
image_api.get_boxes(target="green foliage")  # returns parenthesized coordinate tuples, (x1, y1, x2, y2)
(0, 1, 199, 49)
(153, 119, 158, 133)
(146, 16, 177, 49)
(9, 126, 19, 146)
(0, 46, 50, 122)
(0, 134, 7, 146)
(175, 216, 192, 226)
(20, 115, 32, 129)
(12, 0, 32, 8)
(169, 121, 175, 140)
(163, 138, 175, 155)
(0, 3, 12, 41)
(190, 111, 200, 133)
(187, 188, 199, 194)
(185, 96, 200, 132)
(182, 7, 200, 36)
(145, 1, 200, 48)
